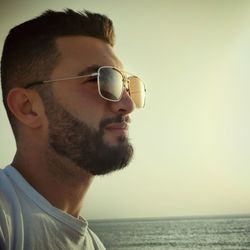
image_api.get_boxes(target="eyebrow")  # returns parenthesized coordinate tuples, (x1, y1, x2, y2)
(77, 64, 102, 76)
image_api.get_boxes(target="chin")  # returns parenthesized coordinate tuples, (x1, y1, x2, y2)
(103, 134, 128, 146)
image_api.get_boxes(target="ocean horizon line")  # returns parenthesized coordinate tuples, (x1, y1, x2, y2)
(89, 212, 250, 223)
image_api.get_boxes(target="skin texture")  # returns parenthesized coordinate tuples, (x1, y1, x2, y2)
(7, 36, 135, 217)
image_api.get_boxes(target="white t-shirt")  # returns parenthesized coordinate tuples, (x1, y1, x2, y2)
(0, 166, 105, 250)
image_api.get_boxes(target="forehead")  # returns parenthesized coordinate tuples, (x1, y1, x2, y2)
(53, 36, 123, 76)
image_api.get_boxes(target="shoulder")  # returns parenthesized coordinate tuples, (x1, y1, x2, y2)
(0, 166, 26, 225)
(0, 166, 20, 208)
(0, 166, 18, 249)
(0, 167, 16, 210)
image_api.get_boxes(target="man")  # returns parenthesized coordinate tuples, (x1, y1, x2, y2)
(0, 9, 146, 250)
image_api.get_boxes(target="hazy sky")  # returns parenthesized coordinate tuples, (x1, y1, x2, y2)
(1, 0, 250, 220)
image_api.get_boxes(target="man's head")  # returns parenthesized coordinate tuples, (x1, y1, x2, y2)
(1, 9, 138, 175)
(1, 9, 115, 131)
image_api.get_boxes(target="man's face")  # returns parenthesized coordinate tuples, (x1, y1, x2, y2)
(41, 36, 135, 175)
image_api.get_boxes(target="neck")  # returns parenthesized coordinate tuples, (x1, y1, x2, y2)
(12, 149, 94, 218)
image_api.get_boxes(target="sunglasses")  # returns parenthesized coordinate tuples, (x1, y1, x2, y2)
(24, 66, 146, 108)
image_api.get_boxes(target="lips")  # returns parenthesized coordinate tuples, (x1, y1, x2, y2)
(104, 122, 129, 138)
(105, 122, 129, 131)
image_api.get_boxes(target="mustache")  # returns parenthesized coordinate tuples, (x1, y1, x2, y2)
(99, 115, 131, 130)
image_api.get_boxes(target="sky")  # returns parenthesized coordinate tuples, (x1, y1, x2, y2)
(0, 0, 250, 220)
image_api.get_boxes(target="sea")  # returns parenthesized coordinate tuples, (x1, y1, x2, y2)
(89, 214, 250, 250)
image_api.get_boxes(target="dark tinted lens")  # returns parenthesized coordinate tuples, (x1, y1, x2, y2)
(128, 77, 145, 108)
(99, 67, 123, 101)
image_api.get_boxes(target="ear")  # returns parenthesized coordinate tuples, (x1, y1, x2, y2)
(7, 88, 44, 129)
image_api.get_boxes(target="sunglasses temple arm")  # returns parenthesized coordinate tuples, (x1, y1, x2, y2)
(24, 81, 44, 88)
(44, 73, 99, 83)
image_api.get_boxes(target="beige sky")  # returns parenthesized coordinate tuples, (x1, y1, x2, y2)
(1, 0, 250, 219)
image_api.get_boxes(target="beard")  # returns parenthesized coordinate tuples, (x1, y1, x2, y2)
(40, 88, 134, 176)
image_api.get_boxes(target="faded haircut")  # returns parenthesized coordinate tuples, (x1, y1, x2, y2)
(1, 9, 115, 136)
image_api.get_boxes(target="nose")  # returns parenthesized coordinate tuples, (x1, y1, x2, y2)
(109, 88, 135, 115)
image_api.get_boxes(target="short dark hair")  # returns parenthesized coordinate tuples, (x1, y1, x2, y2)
(1, 9, 115, 135)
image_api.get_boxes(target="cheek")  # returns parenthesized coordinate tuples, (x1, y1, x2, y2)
(61, 87, 107, 130)
(53, 81, 111, 128)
